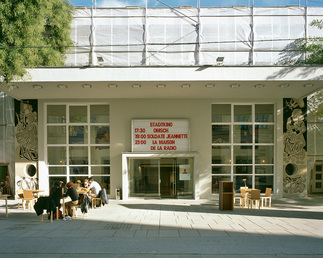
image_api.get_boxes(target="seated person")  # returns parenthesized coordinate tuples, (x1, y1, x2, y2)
(88, 177, 102, 197)
(63, 181, 79, 219)
(79, 179, 90, 192)
(50, 180, 63, 208)
(49, 180, 64, 218)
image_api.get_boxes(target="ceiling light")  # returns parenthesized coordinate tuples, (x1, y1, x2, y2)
(108, 84, 118, 88)
(205, 84, 215, 88)
(57, 84, 67, 89)
(156, 84, 166, 88)
(255, 84, 265, 88)
(132, 84, 141, 88)
(181, 84, 190, 88)
(304, 83, 314, 88)
(230, 84, 240, 88)
(33, 85, 43, 89)
(279, 84, 289, 88)
(82, 84, 92, 88)
(11, 85, 19, 90)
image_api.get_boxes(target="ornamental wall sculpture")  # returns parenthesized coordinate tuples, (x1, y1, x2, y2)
(283, 98, 307, 195)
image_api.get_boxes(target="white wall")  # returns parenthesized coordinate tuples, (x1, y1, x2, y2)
(109, 98, 212, 199)
(38, 98, 283, 199)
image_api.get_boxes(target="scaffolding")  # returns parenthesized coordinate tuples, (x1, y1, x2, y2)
(65, 6, 323, 67)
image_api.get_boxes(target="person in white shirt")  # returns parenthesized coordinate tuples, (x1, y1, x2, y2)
(88, 177, 102, 197)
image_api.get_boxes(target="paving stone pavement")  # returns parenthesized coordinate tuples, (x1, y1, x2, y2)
(0, 196, 323, 257)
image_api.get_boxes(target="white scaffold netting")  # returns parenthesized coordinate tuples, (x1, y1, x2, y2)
(65, 7, 323, 67)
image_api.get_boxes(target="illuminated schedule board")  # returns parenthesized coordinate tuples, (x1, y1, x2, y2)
(132, 119, 190, 152)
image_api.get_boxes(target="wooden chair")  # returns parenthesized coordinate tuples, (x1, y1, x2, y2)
(17, 189, 24, 208)
(234, 188, 247, 207)
(261, 188, 272, 207)
(72, 204, 87, 219)
(247, 189, 261, 209)
(22, 190, 37, 210)
(92, 197, 102, 208)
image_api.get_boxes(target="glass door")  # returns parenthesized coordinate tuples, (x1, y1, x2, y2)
(128, 157, 194, 198)
(160, 159, 175, 198)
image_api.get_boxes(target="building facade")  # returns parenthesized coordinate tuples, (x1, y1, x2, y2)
(0, 6, 323, 200)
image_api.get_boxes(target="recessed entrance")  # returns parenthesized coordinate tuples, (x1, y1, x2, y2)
(128, 157, 194, 198)
(160, 165, 175, 198)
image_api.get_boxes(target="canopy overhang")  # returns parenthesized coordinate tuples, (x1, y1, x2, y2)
(1, 66, 322, 100)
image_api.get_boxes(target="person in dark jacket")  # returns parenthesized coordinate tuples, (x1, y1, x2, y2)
(63, 181, 79, 219)
(50, 180, 63, 209)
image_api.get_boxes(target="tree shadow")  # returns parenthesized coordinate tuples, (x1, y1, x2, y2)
(267, 39, 323, 80)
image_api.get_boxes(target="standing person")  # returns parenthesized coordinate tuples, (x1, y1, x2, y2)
(63, 181, 79, 220)
(88, 177, 101, 197)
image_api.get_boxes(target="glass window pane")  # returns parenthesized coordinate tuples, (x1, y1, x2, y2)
(90, 105, 110, 123)
(255, 146, 274, 164)
(234, 166, 252, 174)
(233, 125, 253, 144)
(69, 126, 88, 144)
(255, 176, 273, 193)
(255, 125, 274, 143)
(91, 126, 110, 144)
(48, 167, 66, 175)
(91, 146, 110, 164)
(212, 166, 231, 174)
(255, 104, 274, 123)
(70, 166, 88, 175)
(212, 104, 231, 122)
(69, 106, 87, 123)
(233, 175, 252, 191)
(69, 146, 88, 165)
(212, 146, 231, 164)
(92, 166, 110, 175)
(212, 125, 230, 143)
(234, 105, 252, 122)
(234, 146, 252, 164)
(91, 176, 110, 194)
(49, 177, 67, 189)
(47, 105, 66, 123)
(212, 175, 231, 194)
(255, 166, 274, 174)
(47, 126, 66, 144)
(48, 147, 66, 165)
(70, 176, 89, 186)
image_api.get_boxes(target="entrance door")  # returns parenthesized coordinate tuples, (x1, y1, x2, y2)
(128, 157, 194, 198)
(312, 162, 323, 193)
(160, 159, 175, 198)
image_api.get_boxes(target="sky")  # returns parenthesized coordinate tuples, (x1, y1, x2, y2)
(69, 0, 323, 8)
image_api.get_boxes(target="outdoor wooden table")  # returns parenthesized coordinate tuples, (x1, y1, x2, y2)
(77, 188, 89, 195)
(32, 190, 45, 198)
(0, 194, 11, 217)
